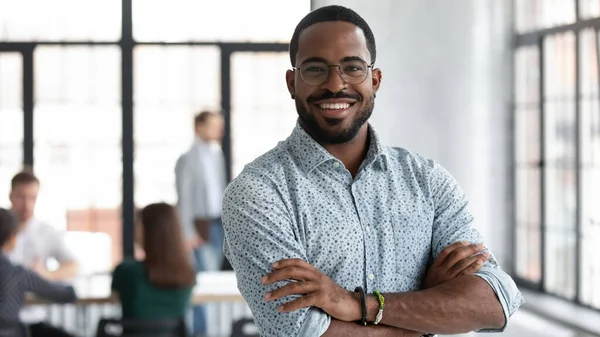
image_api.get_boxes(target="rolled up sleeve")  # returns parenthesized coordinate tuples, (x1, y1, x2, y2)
(222, 169, 330, 337)
(429, 162, 524, 332)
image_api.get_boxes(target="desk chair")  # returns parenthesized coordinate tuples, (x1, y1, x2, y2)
(230, 318, 259, 337)
(95, 318, 187, 337)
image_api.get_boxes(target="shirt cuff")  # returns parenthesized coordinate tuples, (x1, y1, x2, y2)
(474, 266, 525, 333)
(297, 307, 331, 337)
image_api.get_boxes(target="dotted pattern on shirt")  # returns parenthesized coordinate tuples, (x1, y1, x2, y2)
(222, 123, 524, 337)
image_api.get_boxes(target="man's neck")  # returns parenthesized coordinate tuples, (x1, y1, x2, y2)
(322, 126, 370, 178)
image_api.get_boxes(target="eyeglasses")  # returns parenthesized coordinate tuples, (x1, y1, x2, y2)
(293, 59, 374, 86)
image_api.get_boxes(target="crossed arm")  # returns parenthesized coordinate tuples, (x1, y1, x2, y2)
(262, 243, 503, 337)
(222, 166, 523, 337)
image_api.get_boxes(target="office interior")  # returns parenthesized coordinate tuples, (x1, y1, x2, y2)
(0, 0, 599, 336)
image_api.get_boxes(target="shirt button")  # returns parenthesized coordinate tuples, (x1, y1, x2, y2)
(366, 226, 371, 233)
(332, 162, 340, 168)
(368, 273, 375, 280)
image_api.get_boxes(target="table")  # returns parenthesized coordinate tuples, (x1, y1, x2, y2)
(26, 271, 245, 305)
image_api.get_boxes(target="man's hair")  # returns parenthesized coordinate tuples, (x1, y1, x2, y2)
(194, 111, 220, 126)
(289, 5, 376, 66)
(0, 208, 18, 247)
(11, 168, 40, 190)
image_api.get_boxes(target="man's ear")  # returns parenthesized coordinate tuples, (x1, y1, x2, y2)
(372, 68, 382, 94)
(286, 69, 296, 99)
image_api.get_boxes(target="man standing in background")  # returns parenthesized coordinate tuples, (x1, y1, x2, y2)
(175, 110, 227, 335)
(8, 169, 79, 337)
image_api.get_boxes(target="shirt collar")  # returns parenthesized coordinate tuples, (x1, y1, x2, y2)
(287, 122, 389, 175)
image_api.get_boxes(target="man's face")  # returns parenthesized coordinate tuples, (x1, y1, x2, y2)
(286, 21, 382, 144)
(9, 182, 39, 223)
(195, 115, 225, 143)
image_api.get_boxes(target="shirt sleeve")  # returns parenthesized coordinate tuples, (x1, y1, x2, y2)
(18, 266, 77, 303)
(222, 169, 331, 337)
(428, 162, 524, 333)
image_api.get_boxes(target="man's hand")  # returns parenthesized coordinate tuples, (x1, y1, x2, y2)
(31, 258, 53, 280)
(261, 258, 360, 322)
(422, 241, 490, 289)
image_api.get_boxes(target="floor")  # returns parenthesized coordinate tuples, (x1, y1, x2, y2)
(443, 310, 599, 337)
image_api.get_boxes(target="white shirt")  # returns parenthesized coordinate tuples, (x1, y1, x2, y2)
(7, 218, 77, 323)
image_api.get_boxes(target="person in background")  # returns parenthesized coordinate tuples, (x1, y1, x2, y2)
(175, 111, 227, 335)
(0, 208, 77, 337)
(111, 202, 195, 322)
(7, 169, 79, 328)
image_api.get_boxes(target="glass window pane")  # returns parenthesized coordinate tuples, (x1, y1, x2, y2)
(0, 53, 23, 208)
(515, 46, 540, 105)
(0, 0, 121, 41)
(34, 46, 121, 274)
(133, 0, 310, 42)
(544, 168, 577, 298)
(515, 108, 541, 164)
(515, 0, 576, 33)
(579, 0, 600, 19)
(230, 52, 298, 178)
(580, 168, 600, 308)
(515, 168, 542, 282)
(544, 32, 577, 166)
(134, 46, 221, 206)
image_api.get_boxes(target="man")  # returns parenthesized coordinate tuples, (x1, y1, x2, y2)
(222, 5, 523, 337)
(175, 111, 227, 335)
(8, 169, 79, 336)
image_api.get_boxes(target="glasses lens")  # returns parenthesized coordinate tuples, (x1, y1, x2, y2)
(340, 60, 368, 84)
(300, 62, 329, 85)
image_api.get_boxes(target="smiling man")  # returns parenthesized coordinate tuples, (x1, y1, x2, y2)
(222, 5, 523, 337)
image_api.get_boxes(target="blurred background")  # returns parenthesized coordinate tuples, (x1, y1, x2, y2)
(0, 0, 599, 336)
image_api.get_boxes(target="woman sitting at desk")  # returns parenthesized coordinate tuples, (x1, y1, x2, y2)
(111, 203, 196, 320)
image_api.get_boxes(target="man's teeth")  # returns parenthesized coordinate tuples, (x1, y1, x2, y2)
(319, 103, 351, 110)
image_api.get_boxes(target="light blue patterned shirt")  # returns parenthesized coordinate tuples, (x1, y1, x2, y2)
(222, 123, 524, 337)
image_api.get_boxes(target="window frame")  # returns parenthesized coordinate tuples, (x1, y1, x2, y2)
(513, 0, 600, 311)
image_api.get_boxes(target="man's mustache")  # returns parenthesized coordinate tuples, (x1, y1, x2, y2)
(306, 90, 362, 103)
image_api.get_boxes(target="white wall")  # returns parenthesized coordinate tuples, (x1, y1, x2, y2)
(312, 0, 514, 268)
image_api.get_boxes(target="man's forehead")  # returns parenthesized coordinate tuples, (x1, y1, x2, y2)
(296, 22, 370, 64)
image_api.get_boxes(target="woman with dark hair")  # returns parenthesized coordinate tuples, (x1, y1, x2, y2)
(111, 202, 196, 320)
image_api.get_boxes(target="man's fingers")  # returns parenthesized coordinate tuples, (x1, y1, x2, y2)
(448, 252, 490, 277)
(432, 241, 468, 268)
(264, 281, 317, 301)
(458, 259, 486, 276)
(440, 243, 485, 270)
(277, 294, 318, 313)
(271, 258, 312, 270)
(261, 266, 315, 284)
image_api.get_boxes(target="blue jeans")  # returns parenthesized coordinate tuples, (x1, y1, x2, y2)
(190, 219, 225, 335)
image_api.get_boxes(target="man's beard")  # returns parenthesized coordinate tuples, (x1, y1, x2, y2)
(295, 93, 374, 145)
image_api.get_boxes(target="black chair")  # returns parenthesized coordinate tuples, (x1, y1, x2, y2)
(95, 318, 187, 337)
(230, 318, 258, 337)
(0, 321, 30, 337)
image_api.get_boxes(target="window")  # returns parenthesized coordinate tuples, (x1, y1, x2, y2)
(230, 52, 298, 178)
(34, 46, 122, 272)
(133, 46, 220, 206)
(0, 53, 23, 208)
(514, 0, 600, 310)
(0, 0, 121, 41)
